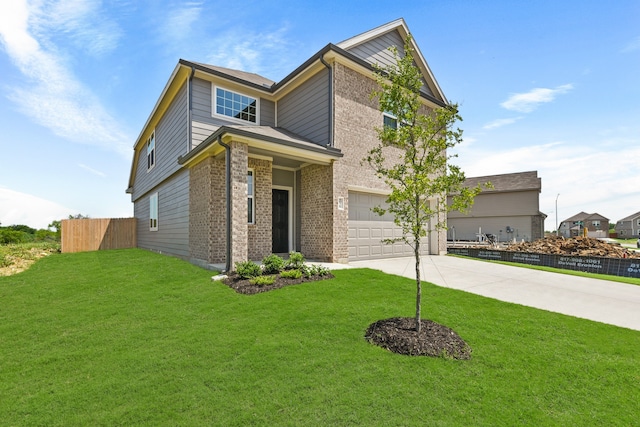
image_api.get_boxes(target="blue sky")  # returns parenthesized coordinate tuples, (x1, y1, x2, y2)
(0, 0, 638, 231)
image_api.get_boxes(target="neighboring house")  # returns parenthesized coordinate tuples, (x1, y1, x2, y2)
(447, 171, 546, 242)
(127, 19, 448, 269)
(558, 212, 609, 238)
(614, 211, 640, 237)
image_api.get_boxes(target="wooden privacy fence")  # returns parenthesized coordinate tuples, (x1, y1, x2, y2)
(61, 218, 137, 253)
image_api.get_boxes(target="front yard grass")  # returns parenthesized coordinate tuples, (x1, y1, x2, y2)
(1, 249, 638, 425)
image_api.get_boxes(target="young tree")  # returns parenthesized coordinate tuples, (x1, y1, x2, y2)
(366, 36, 486, 333)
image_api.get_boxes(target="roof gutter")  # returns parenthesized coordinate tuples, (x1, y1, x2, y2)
(188, 66, 195, 153)
(319, 54, 334, 147)
(218, 136, 232, 273)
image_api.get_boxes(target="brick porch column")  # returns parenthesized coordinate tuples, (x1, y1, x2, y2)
(228, 141, 249, 268)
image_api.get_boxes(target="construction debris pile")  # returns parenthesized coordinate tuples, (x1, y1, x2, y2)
(505, 236, 640, 259)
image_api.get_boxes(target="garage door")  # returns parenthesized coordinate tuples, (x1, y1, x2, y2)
(348, 191, 427, 260)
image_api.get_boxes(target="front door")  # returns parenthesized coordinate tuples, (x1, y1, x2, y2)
(272, 189, 289, 253)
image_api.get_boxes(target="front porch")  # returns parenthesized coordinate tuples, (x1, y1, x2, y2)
(178, 125, 344, 270)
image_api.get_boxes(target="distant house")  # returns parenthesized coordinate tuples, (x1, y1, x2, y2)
(447, 171, 546, 242)
(558, 212, 609, 238)
(614, 211, 640, 238)
(126, 19, 449, 269)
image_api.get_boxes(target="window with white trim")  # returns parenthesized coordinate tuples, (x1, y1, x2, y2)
(383, 112, 398, 130)
(146, 131, 156, 171)
(247, 169, 255, 224)
(214, 87, 258, 123)
(592, 220, 600, 228)
(149, 192, 158, 231)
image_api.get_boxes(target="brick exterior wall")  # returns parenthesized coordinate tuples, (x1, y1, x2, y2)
(248, 157, 273, 261)
(229, 141, 249, 267)
(332, 62, 446, 256)
(188, 156, 226, 264)
(300, 164, 334, 261)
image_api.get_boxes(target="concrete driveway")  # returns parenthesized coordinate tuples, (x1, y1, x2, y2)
(347, 255, 640, 331)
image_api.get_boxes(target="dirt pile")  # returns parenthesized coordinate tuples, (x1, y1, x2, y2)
(505, 236, 640, 259)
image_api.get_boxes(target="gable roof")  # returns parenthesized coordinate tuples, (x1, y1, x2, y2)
(336, 18, 446, 103)
(186, 61, 275, 89)
(561, 212, 609, 223)
(617, 211, 640, 222)
(464, 171, 541, 193)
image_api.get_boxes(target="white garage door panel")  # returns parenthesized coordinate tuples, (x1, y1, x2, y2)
(348, 191, 427, 261)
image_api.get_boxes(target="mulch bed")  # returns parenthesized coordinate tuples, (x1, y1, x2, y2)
(222, 272, 335, 295)
(365, 317, 472, 359)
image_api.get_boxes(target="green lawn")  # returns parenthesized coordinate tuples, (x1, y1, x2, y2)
(1, 249, 638, 426)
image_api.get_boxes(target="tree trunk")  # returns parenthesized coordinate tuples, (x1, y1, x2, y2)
(415, 238, 422, 333)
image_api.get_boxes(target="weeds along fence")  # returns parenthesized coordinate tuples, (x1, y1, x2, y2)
(61, 218, 137, 253)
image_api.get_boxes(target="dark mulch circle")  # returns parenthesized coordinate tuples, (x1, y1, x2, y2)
(222, 272, 335, 295)
(365, 317, 472, 359)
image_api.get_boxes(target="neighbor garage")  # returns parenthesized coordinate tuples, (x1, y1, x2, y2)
(348, 191, 425, 260)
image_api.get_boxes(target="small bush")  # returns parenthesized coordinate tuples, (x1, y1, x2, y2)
(249, 275, 275, 286)
(302, 264, 331, 278)
(235, 261, 261, 279)
(280, 269, 302, 279)
(262, 254, 285, 274)
(286, 251, 306, 269)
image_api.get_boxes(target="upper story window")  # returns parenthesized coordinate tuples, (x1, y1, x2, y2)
(383, 113, 398, 130)
(215, 87, 258, 123)
(592, 220, 600, 228)
(146, 131, 156, 171)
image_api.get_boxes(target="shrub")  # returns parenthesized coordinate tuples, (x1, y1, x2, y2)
(262, 254, 285, 274)
(302, 264, 331, 278)
(280, 269, 302, 279)
(0, 229, 26, 245)
(235, 261, 261, 279)
(249, 275, 275, 286)
(286, 251, 306, 269)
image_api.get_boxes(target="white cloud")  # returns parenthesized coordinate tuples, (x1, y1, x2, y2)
(78, 163, 106, 177)
(204, 24, 294, 79)
(500, 84, 573, 113)
(39, 0, 123, 56)
(162, 2, 203, 41)
(0, 187, 75, 229)
(621, 36, 640, 53)
(0, 0, 131, 157)
(482, 117, 522, 130)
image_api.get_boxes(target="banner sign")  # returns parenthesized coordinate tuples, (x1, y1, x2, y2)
(447, 248, 640, 279)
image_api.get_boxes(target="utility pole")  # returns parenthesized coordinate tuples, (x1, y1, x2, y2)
(555, 193, 560, 236)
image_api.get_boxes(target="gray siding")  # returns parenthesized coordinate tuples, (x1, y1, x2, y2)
(135, 169, 190, 258)
(261, 99, 275, 127)
(345, 30, 434, 97)
(277, 69, 329, 146)
(132, 81, 188, 202)
(347, 30, 405, 69)
(191, 77, 275, 147)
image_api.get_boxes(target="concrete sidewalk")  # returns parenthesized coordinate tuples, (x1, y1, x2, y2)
(347, 255, 640, 331)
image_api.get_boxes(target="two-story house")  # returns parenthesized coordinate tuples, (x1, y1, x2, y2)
(447, 171, 546, 242)
(614, 211, 640, 238)
(558, 212, 609, 238)
(126, 19, 448, 270)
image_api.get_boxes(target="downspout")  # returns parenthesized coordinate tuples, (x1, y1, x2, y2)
(187, 66, 195, 153)
(319, 55, 334, 147)
(218, 136, 232, 273)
